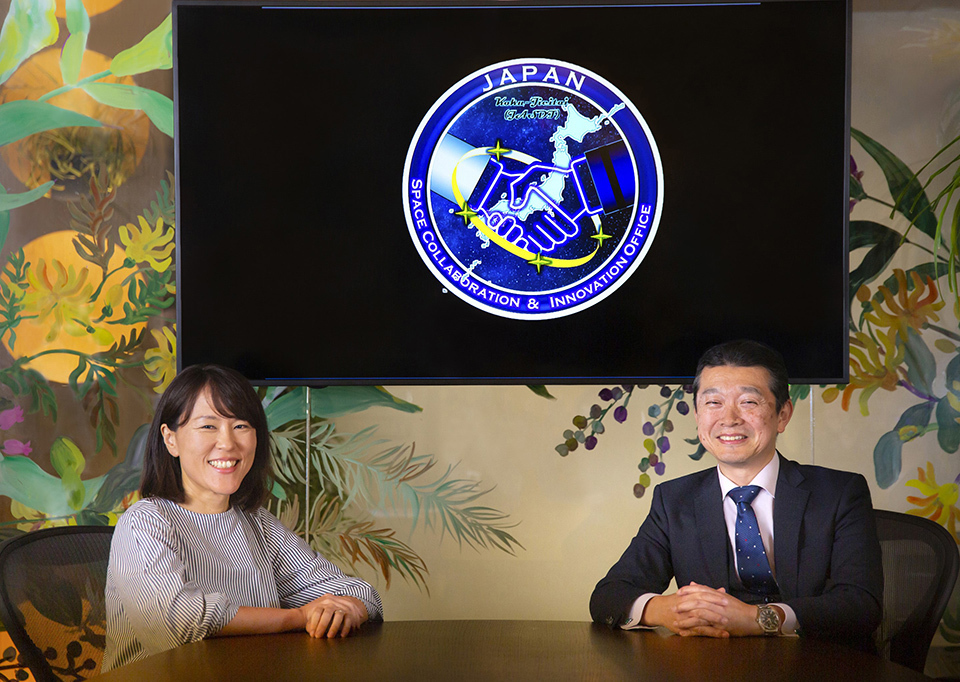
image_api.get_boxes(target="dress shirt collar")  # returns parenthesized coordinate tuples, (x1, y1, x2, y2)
(717, 452, 780, 499)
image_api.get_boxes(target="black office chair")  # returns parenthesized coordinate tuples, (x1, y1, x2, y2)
(0, 526, 114, 682)
(874, 509, 959, 674)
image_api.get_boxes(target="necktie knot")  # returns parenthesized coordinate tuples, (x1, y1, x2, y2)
(728, 485, 762, 506)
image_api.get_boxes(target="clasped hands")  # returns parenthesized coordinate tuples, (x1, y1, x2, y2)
(298, 594, 369, 638)
(642, 582, 773, 638)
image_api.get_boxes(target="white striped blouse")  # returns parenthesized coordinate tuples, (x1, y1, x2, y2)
(103, 497, 383, 671)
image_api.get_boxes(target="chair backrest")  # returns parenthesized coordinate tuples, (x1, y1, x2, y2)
(874, 509, 959, 673)
(0, 526, 114, 682)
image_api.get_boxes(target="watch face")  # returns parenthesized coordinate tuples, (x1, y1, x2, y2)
(757, 606, 780, 634)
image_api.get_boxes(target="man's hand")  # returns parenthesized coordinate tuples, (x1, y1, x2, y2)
(644, 582, 778, 638)
(298, 595, 369, 638)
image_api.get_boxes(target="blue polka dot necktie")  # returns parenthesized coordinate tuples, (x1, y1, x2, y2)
(728, 485, 779, 596)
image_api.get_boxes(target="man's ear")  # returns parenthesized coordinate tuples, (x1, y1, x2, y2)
(160, 424, 180, 458)
(777, 399, 794, 433)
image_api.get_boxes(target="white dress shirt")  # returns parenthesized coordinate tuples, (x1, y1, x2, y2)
(622, 455, 799, 634)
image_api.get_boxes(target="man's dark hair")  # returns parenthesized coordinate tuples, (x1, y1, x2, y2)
(692, 339, 790, 412)
(140, 364, 272, 511)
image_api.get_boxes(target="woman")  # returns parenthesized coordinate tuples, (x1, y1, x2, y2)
(103, 365, 382, 671)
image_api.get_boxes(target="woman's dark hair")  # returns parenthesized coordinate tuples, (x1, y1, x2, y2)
(692, 339, 791, 413)
(140, 364, 272, 511)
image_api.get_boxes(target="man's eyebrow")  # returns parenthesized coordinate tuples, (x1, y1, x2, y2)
(698, 386, 764, 396)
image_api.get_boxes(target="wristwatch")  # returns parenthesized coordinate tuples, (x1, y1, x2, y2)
(756, 605, 781, 635)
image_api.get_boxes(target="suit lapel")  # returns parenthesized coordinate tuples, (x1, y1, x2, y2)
(772, 454, 809, 599)
(694, 472, 729, 588)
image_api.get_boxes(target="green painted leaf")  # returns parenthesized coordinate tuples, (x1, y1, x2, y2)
(936, 395, 960, 454)
(50, 437, 85, 477)
(50, 436, 87, 509)
(849, 219, 901, 251)
(87, 424, 147, 514)
(901, 328, 936, 396)
(109, 14, 172, 77)
(849, 173, 866, 202)
(788, 384, 810, 403)
(851, 128, 939, 244)
(265, 386, 422, 430)
(0, 99, 101, 147)
(0, 185, 8, 252)
(81, 82, 173, 137)
(0, 181, 54, 212)
(873, 430, 903, 489)
(849, 221, 903, 305)
(59, 0, 89, 85)
(0, 0, 58, 86)
(526, 384, 555, 400)
(873, 401, 936, 488)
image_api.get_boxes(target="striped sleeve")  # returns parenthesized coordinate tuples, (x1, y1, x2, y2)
(257, 509, 383, 621)
(107, 503, 240, 664)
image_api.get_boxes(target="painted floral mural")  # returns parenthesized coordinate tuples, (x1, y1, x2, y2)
(0, 1, 521, 678)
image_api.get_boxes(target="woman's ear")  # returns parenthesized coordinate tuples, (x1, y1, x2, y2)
(160, 424, 180, 458)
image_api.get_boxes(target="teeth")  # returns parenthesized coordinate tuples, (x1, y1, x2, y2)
(209, 460, 237, 469)
(718, 436, 746, 442)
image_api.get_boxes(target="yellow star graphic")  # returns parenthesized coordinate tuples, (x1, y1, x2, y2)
(486, 139, 512, 162)
(455, 203, 478, 225)
(590, 228, 612, 246)
(528, 252, 552, 274)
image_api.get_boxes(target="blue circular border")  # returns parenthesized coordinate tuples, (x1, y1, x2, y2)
(403, 58, 663, 320)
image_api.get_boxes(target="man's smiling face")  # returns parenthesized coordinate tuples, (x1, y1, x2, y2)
(695, 364, 793, 482)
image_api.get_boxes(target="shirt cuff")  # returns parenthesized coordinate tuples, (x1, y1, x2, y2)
(621, 593, 658, 629)
(773, 603, 800, 636)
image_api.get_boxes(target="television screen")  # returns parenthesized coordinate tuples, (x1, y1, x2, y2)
(173, 0, 850, 385)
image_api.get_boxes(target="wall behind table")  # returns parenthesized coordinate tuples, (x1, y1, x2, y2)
(0, 0, 957, 679)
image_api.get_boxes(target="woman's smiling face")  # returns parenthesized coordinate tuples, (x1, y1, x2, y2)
(161, 388, 257, 514)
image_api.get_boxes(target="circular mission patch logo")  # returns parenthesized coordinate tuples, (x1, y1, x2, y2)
(403, 58, 663, 320)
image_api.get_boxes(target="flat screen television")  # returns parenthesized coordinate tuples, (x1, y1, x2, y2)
(173, 0, 851, 385)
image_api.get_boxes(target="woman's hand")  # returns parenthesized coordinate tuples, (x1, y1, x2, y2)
(298, 595, 369, 638)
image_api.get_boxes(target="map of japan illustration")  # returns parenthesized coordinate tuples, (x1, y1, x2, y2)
(404, 59, 663, 320)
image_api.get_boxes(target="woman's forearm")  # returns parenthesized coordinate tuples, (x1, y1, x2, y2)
(215, 606, 306, 636)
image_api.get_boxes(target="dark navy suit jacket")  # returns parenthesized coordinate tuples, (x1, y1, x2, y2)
(590, 454, 883, 650)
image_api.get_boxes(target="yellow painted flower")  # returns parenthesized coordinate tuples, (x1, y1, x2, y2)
(863, 269, 944, 342)
(119, 216, 175, 272)
(20, 258, 113, 345)
(9, 499, 74, 532)
(144, 325, 176, 393)
(840, 331, 905, 415)
(906, 462, 960, 543)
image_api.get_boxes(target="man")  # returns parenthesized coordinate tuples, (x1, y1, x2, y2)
(590, 340, 883, 651)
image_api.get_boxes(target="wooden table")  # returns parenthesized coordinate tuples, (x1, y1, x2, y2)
(93, 620, 934, 681)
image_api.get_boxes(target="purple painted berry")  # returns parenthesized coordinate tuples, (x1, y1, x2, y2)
(611, 387, 623, 400)
(658, 436, 671, 453)
(614, 405, 628, 423)
(660, 385, 672, 398)
(585, 435, 598, 450)
(654, 461, 666, 476)
(677, 401, 690, 415)
(642, 421, 655, 436)
(599, 388, 613, 401)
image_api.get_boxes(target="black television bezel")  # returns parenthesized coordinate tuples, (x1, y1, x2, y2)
(172, 0, 852, 386)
